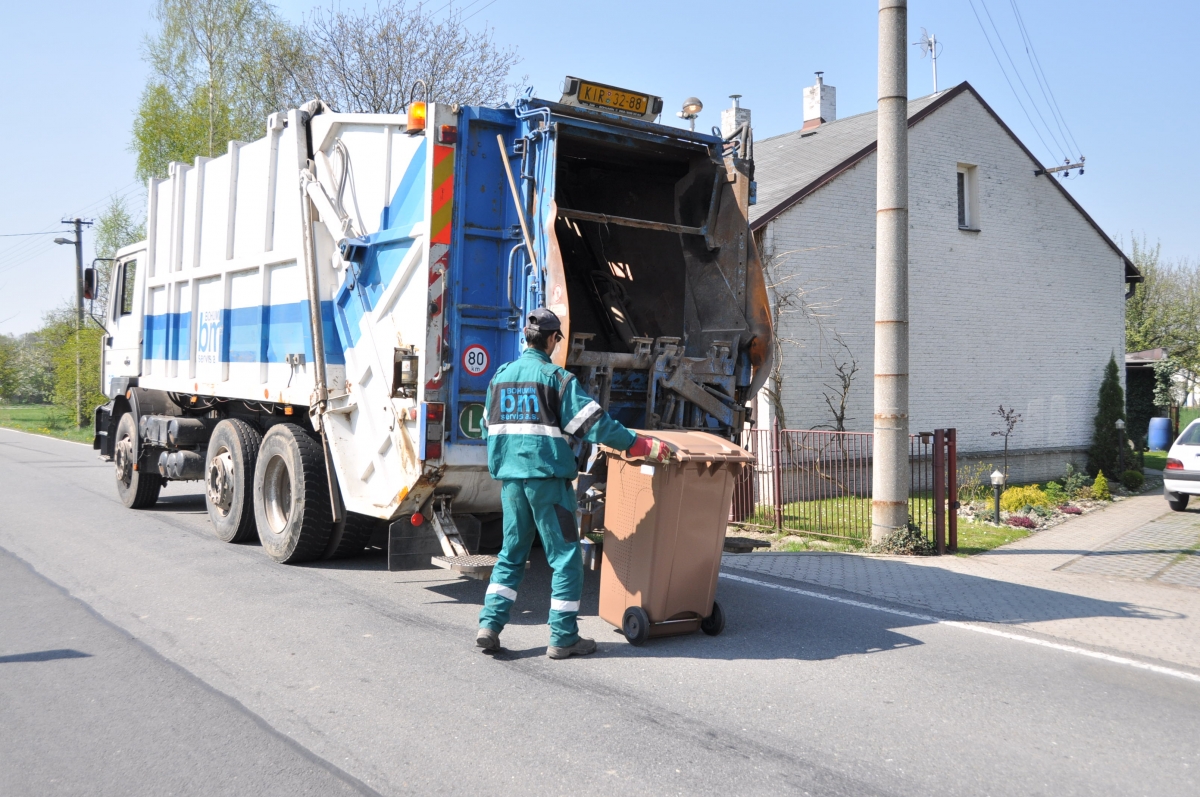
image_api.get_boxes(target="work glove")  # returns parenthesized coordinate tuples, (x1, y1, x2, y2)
(627, 434, 669, 465)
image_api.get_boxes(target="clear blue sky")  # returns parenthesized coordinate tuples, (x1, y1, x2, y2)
(1, 0, 1194, 334)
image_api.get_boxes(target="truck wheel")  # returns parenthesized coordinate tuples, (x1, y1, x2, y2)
(323, 512, 379, 560)
(622, 606, 650, 646)
(205, 419, 262, 543)
(253, 423, 332, 563)
(113, 412, 161, 509)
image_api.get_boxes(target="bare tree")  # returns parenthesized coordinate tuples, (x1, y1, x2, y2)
(284, 1, 521, 114)
(818, 334, 858, 432)
(756, 243, 835, 430)
(991, 404, 1023, 478)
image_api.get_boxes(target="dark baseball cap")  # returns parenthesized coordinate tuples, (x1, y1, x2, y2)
(525, 307, 561, 333)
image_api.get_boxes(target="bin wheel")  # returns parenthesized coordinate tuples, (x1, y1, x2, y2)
(1168, 493, 1189, 512)
(622, 606, 650, 646)
(701, 601, 725, 636)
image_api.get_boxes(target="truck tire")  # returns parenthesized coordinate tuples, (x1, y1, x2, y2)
(253, 423, 332, 563)
(113, 412, 161, 509)
(205, 419, 262, 543)
(323, 512, 379, 560)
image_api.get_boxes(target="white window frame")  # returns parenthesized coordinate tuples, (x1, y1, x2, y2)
(956, 163, 980, 231)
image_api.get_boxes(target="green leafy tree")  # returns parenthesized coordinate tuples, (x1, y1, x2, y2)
(0, 334, 17, 401)
(1125, 236, 1200, 375)
(1087, 355, 1126, 478)
(134, 0, 300, 180)
(91, 195, 146, 311)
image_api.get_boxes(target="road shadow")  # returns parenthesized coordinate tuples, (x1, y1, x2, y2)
(418, 550, 1185, 662)
(0, 649, 92, 664)
(148, 493, 209, 515)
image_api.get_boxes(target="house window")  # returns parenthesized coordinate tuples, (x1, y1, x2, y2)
(957, 164, 979, 230)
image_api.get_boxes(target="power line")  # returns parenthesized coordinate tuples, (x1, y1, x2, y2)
(976, 0, 1070, 162)
(966, 0, 1060, 165)
(1008, 0, 1082, 157)
(462, 0, 499, 22)
(0, 230, 73, 238)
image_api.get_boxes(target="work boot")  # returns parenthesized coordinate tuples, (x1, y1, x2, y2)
(547, 637, 597, 659)
(476, 627, 500, 652)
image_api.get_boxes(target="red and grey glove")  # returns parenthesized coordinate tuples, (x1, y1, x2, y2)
(627, 434, 669, 465)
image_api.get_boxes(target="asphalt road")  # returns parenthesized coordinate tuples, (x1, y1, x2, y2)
(2, 427, 1198, 796)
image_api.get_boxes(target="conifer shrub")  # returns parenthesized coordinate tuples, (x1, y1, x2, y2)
(1092, 471, 1112, 501)
(1000, 485, 1052, 513)
(1087, 355, 1126, 478)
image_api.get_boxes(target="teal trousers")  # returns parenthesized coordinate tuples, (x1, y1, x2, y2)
(479, 478, 583, 648)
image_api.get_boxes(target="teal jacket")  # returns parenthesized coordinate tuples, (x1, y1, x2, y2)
(482, 347, 636, 480)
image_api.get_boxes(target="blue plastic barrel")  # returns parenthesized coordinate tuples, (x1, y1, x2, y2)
(1148, 417, 1171, 451)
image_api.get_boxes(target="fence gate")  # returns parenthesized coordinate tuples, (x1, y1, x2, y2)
(732, 423, 957, 553)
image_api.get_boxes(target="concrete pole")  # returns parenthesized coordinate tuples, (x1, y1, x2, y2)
(872, 0, 910, 543)
(72, 218, 84, 428)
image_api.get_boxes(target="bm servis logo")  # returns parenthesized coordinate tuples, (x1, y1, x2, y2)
(499, 385, 541, 422)
(196, 310, 222, 365)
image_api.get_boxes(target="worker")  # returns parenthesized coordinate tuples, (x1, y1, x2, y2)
(476, 308, 668, 659)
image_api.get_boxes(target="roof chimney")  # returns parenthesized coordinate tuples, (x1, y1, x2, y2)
(721, 94, 751, 139)
(802, 72, 836, 130)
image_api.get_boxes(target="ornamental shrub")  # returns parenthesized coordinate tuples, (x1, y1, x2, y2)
(1062, 463, 1089, 498)
(1008, 515, 1036, 529)
(1061, 505, 1082, 515)
(1000, 485, 1053, 513)
(1043, 481, 1068, 506)
(1087, 355, 1126, 478)
(1092, 471, 1112, 501)
(1121, 469, 1145, 492)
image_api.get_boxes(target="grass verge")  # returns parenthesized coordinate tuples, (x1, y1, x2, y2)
(0, 405, 93, 444)
(1143, 451, 1167, 471)
(953, 518, 1032, 556)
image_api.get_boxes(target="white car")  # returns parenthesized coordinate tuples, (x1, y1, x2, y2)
(1163, 421, 1200, 510)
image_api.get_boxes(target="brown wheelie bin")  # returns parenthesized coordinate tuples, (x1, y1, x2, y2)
(598, 430, 754, 645)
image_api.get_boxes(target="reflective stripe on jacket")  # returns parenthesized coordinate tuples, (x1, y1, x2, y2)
(482, 347, 636, 480)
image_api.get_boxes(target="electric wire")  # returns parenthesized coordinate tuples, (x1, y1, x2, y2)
(1008, 0, 1083, 157)
(966, 0, 1061, 165)
(462, 0, 498, 22)
(0, 231, 73, 237)
(976, 0, 1070, 162)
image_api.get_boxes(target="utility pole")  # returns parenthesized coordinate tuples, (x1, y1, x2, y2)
(872, 0, 910, 544)
(56, 218, 93, 427)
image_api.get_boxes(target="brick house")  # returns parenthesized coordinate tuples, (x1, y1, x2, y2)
(748, 78, 1141, 482)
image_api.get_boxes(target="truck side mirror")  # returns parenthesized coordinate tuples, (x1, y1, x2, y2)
(83, 267, 97, 301)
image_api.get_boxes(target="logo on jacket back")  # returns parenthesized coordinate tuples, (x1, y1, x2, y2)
(499, 385, 540, 421)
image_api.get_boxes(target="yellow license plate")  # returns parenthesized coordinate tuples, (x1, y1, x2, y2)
(577, 81, 650, 116)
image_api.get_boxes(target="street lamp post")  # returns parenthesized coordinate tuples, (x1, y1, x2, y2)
(55, 224, 85, 428)
(991, 469, 1006, 525)
(677, 97, 703, 132)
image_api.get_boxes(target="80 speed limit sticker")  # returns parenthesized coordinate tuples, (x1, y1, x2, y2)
(462, 344, 490, 376)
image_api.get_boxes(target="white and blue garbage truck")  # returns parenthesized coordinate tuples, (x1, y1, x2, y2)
(91, 78, 773, 574)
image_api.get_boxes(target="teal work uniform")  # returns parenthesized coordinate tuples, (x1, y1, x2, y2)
(478, 347, 636, 647)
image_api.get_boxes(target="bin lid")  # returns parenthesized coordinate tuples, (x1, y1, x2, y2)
(604, 430, 755, 464)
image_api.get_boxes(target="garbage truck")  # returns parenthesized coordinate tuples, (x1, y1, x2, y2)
(91, 77, 773, 573)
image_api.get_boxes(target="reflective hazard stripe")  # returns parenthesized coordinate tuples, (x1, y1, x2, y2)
(563, 400, 602, 435)
(487, 423, 564, 438)
(487, 583, 517, 601)
(550, 599, 580, 613)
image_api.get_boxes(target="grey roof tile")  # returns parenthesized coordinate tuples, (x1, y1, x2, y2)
(750, 92, 945, 226)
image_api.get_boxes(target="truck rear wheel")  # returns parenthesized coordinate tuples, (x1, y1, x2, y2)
(253, 423, 332, 563)
(205, 419, 262, 543)
(114, 412, 161, 509)
(324, 512, 379, 560)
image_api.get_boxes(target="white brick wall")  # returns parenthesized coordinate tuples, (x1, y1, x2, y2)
(763, 91, 1126, 471)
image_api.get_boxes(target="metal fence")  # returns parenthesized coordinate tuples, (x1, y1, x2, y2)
(731, 423, 957, 553)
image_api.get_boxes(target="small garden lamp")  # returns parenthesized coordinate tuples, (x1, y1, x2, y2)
(991, 469, 1006, 524)
(1115, 418, 1126, 474)
(677, 97, 703, 131)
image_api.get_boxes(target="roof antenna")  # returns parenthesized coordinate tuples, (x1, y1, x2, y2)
(913, 28, 941, 93)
